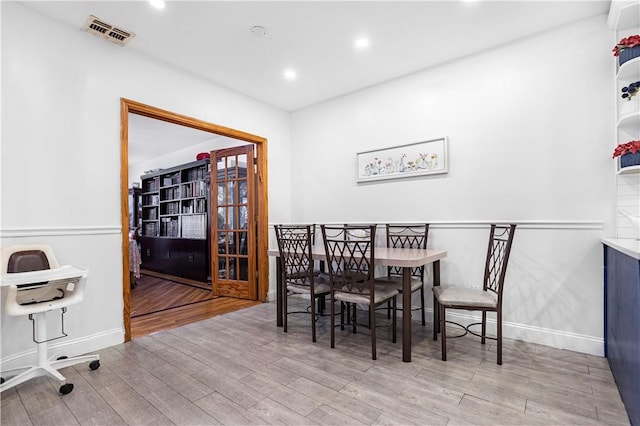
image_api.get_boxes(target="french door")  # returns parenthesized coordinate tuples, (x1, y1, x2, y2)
(211, 145, 257, 299)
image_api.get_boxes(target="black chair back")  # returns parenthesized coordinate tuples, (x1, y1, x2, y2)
(483, 224, 517, 298)
(274, 224, 315, 285)
(321, 225, 376, 295)
(386, 224, 429, 278)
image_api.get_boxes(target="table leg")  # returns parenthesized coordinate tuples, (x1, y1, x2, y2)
(276, 257, 283, 327)
(402, 266, 412, 362)
(433, 260, 440, 340)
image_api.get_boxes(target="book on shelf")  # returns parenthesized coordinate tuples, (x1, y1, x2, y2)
(185, 165, 208, 182)
(161, 202, 180, 215)
(160, 217, 180, 238)
(161, 187, 181, 200)
(144, 222, 158, 236)
(144, 209, 157, 220)
(196, 198, 206, 213)
(180, 180, 207, 198)
(143, 177, 160, 192)
(182, 201, 194, 214)
(161, 172, 180, 187)
(142, 194, 159, 206)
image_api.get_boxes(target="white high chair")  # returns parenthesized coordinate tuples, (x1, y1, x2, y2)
(0, 245, 100, 394)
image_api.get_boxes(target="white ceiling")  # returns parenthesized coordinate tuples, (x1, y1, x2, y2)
(20, 0, 611, 164)
(127, 113, 219, 164)
(21, 0, 610, 113)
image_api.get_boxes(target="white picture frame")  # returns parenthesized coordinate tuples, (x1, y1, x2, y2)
(356, 137, 448, 183)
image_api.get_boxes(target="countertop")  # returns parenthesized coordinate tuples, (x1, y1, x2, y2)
(602, 238, 640, 260)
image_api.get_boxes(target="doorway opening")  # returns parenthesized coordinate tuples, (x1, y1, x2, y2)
(120, 99, 269, 342)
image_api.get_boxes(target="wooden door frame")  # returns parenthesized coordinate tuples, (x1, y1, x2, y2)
(120, 98, 269, 342)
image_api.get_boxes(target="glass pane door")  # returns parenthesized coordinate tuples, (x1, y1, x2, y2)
(211, 145, 256, 299)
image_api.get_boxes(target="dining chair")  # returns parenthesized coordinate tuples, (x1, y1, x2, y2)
(321, 224, 397, 360)
(341, 224, 377, 323)
(309, 224, 324, 276)
(274, 224, 330, 342)
(432, 224, 516, 365)
(376, 224, 430, 326)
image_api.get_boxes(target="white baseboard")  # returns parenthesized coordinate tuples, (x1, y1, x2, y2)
(0, 328, 124, 371)
(426, 309, 604, 357)
(269, 296, 605, 357)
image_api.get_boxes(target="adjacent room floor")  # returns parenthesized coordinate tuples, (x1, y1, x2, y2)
(131, 274, 215, 318)
(1, 297, 630, 425)
(130, 274, 260, 339)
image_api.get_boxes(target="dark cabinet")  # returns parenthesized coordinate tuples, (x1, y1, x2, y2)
(142, 238, 208, 283)
(140, 237, 209, 284)
(604, 244, 640, 426)
(157, 238, 181, 276)
(139, 237, 159, 272)
(180, 239, 208, 282)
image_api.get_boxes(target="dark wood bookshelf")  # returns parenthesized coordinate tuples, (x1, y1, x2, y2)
(139, 159, 210, 285)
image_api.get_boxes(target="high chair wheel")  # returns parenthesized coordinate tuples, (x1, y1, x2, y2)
(59, 383, 73, 395)
(89, 360, 100, 370)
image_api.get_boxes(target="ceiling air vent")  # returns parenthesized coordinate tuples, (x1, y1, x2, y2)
(81, 15, 135, 46)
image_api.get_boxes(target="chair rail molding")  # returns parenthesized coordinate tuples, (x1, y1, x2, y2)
(0, 226, 121, 238)
(268, 220, 604, 230)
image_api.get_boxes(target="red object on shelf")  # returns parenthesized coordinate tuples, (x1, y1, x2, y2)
(196, 152, 210, 160)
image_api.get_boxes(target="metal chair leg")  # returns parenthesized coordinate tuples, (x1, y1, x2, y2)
(433, 295, 439, 341)
(420, 285, 426, 326)
(330, 293, 336, 349)
(392, 297, 397, 343)
(440, 304, 447, 361)
(481, 311, 487, 345)
(497, 311, 503, 365)
(311, 295, 317, 343)
(283, 286, 288, 334)
(370, 304, 376, 360)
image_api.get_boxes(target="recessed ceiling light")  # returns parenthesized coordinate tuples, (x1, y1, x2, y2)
(250, 25, 268, 37)
(283, 69, 297, 80)
(149, 0, 165, 9)
(355, 38, 369, 49)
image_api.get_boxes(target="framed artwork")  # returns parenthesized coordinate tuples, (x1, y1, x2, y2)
(356, 137, 448, 183)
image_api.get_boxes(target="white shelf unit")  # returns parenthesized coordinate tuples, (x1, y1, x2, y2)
(610, 0, 640, 241)
(615, 58, 640, 174)
(618, 165, 640, 174)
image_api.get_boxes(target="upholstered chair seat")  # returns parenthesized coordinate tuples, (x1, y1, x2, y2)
(432, 286, 498, 308)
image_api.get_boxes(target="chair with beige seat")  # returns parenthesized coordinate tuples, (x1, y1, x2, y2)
(274, 224, 330, 342)
(0, 244, 100, 395)
(321, 224, 397, 360)
(432, 224, 516, 365)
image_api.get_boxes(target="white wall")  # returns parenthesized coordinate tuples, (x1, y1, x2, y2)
(290, 16, 616, 355)
(0, 2, 617, 363)
(0, 2, 292, 367)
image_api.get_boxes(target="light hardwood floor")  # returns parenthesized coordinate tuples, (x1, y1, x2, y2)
(1, 297, 630, 425)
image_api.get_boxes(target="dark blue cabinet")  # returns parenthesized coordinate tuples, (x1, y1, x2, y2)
(604, 244, 640, 426)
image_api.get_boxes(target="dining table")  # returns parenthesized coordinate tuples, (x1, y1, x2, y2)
(268, 244, 447, 362)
